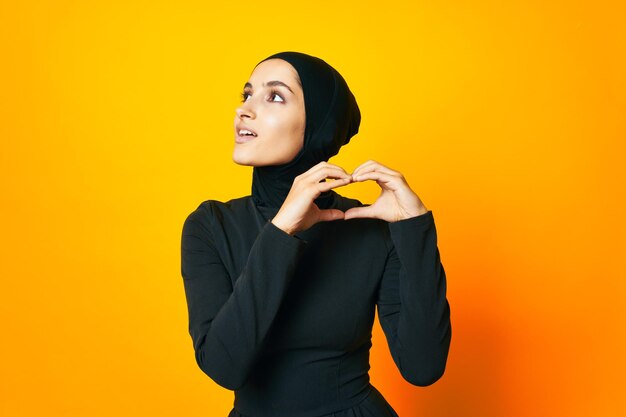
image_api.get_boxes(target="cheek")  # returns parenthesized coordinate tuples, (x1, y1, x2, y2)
(263, 113, 282, 130)
(264, 112, 304, 141)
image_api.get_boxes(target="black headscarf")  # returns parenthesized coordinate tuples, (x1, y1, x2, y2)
(249, 51, 361, 210)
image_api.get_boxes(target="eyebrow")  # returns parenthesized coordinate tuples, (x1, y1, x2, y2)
(243, 80, 294, 95)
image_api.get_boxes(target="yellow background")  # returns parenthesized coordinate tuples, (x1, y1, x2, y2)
(1, 1, 625, 416)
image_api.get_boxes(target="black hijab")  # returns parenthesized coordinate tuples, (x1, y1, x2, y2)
(249, 51, 361, 210)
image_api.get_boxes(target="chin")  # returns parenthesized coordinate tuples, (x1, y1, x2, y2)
(232, 152, 254, 166)
(232, 149, 267, 167)
(233, 147, 299, 167)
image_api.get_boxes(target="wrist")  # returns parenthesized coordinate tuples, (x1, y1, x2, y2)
(271, 218, 296, 236)
(399, 206, 429, 221)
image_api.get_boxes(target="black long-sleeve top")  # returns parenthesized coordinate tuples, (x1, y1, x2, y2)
(180, 192, 451, 417)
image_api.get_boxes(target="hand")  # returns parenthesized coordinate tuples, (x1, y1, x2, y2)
(344, 160, 429, 222)
(271, 161, 353, 235)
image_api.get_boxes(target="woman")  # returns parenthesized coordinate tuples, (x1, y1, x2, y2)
(181, 51, 452, 417)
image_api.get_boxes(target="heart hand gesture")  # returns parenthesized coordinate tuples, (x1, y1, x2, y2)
(271, 160, 430, 236)
(344, 160, 429, 223)
(271, 161, 353, 235)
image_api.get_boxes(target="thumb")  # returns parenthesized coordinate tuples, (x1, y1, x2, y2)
(318, 209, 345, 222)
(344, 206, 376, 220)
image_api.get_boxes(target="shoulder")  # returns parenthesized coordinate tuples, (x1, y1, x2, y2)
(183, 195, 252, 233)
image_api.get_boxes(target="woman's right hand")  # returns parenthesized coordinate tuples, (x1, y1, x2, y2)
(271, 161, 353, 236)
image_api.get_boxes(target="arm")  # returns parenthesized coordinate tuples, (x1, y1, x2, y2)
(376, 210, 452, 386)
(180, 204, 307, 390)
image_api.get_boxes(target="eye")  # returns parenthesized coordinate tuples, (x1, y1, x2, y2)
(240, 89, 285, 103)
(268, 89, 285, 103)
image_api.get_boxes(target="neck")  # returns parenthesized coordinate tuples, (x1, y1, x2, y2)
(251, 164, 336, 210)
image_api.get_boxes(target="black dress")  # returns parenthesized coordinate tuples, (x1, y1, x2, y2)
(180, 190, 452, 417)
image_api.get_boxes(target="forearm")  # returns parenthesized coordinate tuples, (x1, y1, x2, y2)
(385, 211, 452, 386)
(183, 217, 307, 390)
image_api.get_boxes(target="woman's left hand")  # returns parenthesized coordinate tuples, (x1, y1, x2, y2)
(343, 160, 429, 223)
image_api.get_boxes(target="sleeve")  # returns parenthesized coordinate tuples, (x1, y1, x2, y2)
(180, 205, 307, 390)
(376, 210, 452, 387)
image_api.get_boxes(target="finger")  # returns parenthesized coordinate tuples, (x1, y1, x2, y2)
(318, 208, 345, 222)
(302, 164, 349, 182)
(350, 160, 378, 178)
(352, 171, 401, 190)
(353, 161, 400, 179)
(311, 166, 351, 184)
(302, 162, 349, 180)
(323, 162, 350, 175)
(296, 161, 328, 182)
(317, 176, 352, 193)
(343, 205, 378, 220)
(355, 164, 400, 179)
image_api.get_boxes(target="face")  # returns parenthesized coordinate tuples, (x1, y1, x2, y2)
(233, 59, 306, 166)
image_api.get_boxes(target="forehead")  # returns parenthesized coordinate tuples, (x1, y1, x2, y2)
(248, 59, 300, 88)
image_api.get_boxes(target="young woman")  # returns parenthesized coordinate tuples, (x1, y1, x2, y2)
(181, 51, 452, 417)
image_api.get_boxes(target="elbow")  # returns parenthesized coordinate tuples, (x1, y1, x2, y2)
(399, 332, 451, 387)
(405, 316, 452, 387)
(195, 348, 247, 391)
(401, 360, 448, 387)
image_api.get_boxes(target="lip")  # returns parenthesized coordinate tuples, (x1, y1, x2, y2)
(235, 132, 257, 144)
(234, 124, 258, 144)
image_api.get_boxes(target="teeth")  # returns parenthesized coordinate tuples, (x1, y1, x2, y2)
(239, 129, 256, 136)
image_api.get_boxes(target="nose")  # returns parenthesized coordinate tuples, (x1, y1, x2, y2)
(235, 102, 255, 120)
